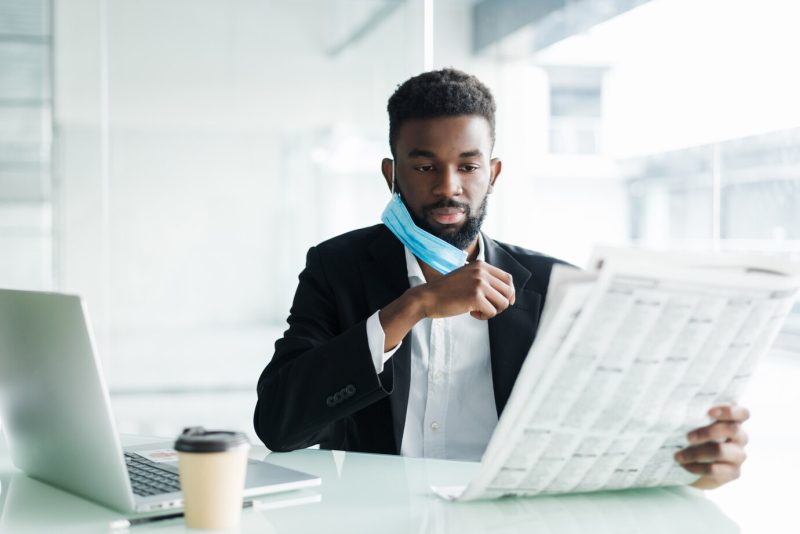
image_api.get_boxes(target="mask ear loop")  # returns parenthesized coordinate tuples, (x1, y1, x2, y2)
(391, 160, 396, 195)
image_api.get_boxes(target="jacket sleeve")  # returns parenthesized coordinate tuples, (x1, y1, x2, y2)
(253, 245, 394, 451)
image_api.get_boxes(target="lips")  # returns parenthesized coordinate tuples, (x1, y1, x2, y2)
(429, 207, 465, 225)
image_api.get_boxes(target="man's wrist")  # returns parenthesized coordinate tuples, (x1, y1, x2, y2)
(403, 285, 429, 321)
(377, 287, 428, 352)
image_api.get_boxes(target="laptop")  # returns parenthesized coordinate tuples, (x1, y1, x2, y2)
(0, 288, 320, 513)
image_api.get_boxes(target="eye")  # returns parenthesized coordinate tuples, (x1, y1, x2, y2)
(460, 164, 480, 173)
(415, 164, 435, 172)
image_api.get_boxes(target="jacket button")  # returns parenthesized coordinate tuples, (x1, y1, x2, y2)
(333, 391, 344, 403)
(326, 396, 335, 407)
(345, 384, 356, 396)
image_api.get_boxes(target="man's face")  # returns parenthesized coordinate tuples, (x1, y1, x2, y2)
(384, 115, 501, 250)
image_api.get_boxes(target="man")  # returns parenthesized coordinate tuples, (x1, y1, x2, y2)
(254, 69, 748, 490)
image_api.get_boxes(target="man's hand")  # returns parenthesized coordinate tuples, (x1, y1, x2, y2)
(415, 260, 516, 320)
(378, 261, 515, 351)
(675, 405, 750, 490)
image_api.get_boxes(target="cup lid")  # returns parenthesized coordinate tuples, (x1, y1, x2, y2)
(174, 426, 250, 453)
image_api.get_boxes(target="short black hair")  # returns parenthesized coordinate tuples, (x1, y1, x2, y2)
(387, 68, 496, 157)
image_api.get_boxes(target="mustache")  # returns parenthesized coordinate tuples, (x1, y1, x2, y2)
(423, 198, 471, 215)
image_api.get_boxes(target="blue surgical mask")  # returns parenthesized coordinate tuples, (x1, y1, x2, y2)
(380, 163, 468, 274)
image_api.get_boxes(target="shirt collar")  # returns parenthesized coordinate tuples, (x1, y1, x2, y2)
(404, 233, 485, 282)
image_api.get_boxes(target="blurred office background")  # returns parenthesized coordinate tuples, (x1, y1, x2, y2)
(1, 0, 799, 457)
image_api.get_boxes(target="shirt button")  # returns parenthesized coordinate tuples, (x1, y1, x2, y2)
(433, 371, 444, 382)
(430, 421, 440, 431)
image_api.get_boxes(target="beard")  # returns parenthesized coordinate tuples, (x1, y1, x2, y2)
(396, 184, 489, 251)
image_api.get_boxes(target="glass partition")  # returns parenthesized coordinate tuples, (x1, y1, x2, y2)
(1, 0, 797, 437)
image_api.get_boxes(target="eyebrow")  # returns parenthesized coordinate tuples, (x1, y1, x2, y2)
(407, 148, 484, 158)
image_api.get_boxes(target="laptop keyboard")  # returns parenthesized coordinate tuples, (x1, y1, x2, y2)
(124, 452, 182, 496)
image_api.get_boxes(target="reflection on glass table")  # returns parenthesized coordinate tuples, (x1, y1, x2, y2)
(0, 443, 739, 533)
(261, 449, 739, 534)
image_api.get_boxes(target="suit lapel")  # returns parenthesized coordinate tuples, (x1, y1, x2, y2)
(362, 227, 412, 453)
(483, 234, 542, 416)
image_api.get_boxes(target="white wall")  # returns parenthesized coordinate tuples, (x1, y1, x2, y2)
(53, 0, 508, 391)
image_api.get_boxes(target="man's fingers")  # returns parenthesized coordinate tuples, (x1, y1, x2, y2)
(469, 300, 491, 320)
(474, 262, 516, 305)
(708, 404, 750, 422)
(680, 461, 741, 481)
(479, 282, 510, 315)
(483, 275, 514, 309)
(687, 421, 741, 445)
(470, 294, 498, 321)
(732, 428, 749, 446)
(676, 441, 746, 465)
(678, 405, 751, 490)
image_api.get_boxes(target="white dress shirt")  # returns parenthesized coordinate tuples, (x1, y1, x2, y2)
(365, 234, 498, 461)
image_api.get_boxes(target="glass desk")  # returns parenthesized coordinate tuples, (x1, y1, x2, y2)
(0, 434, 764, 533)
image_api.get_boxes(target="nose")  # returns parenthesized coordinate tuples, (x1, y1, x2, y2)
(431, 167, 463, 198)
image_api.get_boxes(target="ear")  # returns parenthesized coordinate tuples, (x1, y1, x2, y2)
(381, 158, 394, 192)
(488, 158, 502, 193)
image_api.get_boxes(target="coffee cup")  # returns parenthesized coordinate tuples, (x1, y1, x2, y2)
(174, 427, 250, 530)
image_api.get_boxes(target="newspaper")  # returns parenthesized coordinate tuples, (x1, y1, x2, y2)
(434, 248, 800, 501)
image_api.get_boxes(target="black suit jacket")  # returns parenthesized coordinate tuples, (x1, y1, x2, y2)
(254, 224, 566, 454)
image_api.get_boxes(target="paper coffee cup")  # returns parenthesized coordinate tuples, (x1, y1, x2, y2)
(174, 427, 250, 530)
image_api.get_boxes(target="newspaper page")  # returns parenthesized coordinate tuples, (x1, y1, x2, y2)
(434, 249, 800, 501)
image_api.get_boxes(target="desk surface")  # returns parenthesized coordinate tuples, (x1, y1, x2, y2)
(5, 353, 800, 532)
(1, 432, 784, 534)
